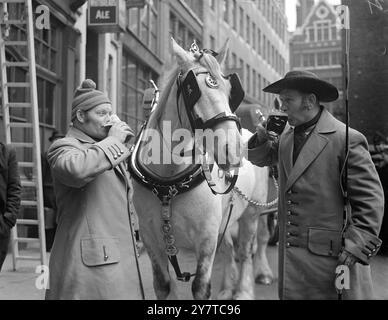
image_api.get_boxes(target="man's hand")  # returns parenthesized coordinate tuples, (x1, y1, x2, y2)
(255, 124, 270, 143)
(338, 249, 359, 268)
(108, 122, 135, 144)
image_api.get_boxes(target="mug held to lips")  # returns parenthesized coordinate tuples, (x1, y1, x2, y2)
(105, 114, 134, 143)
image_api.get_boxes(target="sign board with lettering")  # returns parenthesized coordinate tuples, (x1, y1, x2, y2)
(88, 0, 126, 33)
(126, 0, 147, 8)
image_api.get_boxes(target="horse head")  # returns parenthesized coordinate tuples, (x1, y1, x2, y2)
(171, 38, 245, 171)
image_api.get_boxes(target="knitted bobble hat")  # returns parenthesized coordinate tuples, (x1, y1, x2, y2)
(71, 79, 111, 121)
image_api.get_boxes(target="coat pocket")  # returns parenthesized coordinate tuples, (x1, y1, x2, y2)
(81, 237, 120, 267)
(307, 227, 342, 257)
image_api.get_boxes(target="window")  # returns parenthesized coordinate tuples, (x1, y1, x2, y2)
(258, 74, 262, 100)
(316, 21, 331, 42)
(302, 53, 315, 67)
(246, 64, 251, 94)
(263, 35, 267, 60)
(184, 0, 203, 19)
(259, 0, 264, 12)
(317, 52, 330, 66)
(332, 51, 342, 65)
(252, 23, 256, 51)
(231, 53, 237, 68)
(178, 22, 186, 48)
(223, 0, 229, 23)
(246, 15, 250, 44)
(253, 69, 257, 98)
(267, 39, 270, 63)
(232, 0, 237, 30)
(127, 1, 159, 54)
(293, 54, 301, 68)
(210, 36, 216, 51)
(258, 28, 261, 55)
(239, 7, 244, 37)
(209, 0, 215, 10)
(121, 51, 158, 135)
(306, 27, 314, 42)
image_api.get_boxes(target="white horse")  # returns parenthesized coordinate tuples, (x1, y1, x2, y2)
(130, 39, 272, 300)
(217, 129, 275, 300)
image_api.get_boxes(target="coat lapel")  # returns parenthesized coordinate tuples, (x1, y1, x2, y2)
(281, 127, 294, 180)
(284, 108, 337, 191)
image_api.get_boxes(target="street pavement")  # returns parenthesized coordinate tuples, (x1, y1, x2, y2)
(0, 244, 387, 300)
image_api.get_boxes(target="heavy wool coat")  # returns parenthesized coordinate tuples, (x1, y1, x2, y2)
(45, 127, 142, 300)
(248, 108, 384, 300)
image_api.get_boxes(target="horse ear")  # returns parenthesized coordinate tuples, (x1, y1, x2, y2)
(216, 38, 230, 66)
(171, 37, 190, 66)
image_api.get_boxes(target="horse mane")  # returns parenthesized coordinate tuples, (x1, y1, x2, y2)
(147, 66, 180, 130)
(147, 51, 228, 131)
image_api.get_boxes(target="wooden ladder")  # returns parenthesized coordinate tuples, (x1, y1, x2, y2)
(0, 0, 47, 270)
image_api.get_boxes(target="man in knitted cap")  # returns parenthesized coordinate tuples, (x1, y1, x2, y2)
(247, 71, 384, 300)
(45, 79, 141, 299)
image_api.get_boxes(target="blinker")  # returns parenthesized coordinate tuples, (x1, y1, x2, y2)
(228, 73, 245, 113)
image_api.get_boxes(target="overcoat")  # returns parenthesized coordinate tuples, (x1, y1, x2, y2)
(45, 127, 142, 300)
(248, 108, 384, 300)
(0, 143, 21, 269)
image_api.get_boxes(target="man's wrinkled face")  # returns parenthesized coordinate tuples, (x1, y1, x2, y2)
(80, 103, 112, 141)
(279, 89, 309, 127)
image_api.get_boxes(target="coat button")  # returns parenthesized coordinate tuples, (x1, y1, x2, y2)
(287, 221, 291, 225)
(287, 232, 291, 236)
(114, 155, 118, 160)
(287, 190, 292, 195)
(286, 242, 291, 247)
(287, 200, 292, 205)
(287, 211, 292, 216)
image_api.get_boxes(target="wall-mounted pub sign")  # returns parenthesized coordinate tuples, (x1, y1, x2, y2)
(88, 0, 127, 33)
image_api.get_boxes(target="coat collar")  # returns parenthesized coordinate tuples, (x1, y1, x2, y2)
(282, 108, 337, 191)
(67, 126, 97, 144)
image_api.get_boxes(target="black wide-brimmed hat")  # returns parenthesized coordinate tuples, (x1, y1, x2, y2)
(263, 70, 339, 103)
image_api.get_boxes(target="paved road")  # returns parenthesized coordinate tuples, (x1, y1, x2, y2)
(0, 244, 387, 300)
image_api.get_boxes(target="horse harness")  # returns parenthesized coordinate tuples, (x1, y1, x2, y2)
(129, 46, 246, 282)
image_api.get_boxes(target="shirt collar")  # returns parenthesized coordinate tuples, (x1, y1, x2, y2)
(294, 106, 323, 134)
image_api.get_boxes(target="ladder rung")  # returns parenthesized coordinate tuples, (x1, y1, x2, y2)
(12, 142, 34, 148)
(15, 237, 40, 243)
(21, 180, 36, 187)
(18, 162, 34, 168)
(15, 256, 42, 261)
(6, 103, 31, 108)
(1, 20, 27, 25)
(21, 200, 38, 207)
(17, 219, 39, 226)
(2, 0, 26, 3)
(4, 82, 30, 88)
(4, 41, 28, 46)
(9, 122, 33, 128)
(4, 61, 29, 67)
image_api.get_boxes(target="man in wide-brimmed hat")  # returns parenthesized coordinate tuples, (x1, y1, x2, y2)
(248, 70, 384, 300)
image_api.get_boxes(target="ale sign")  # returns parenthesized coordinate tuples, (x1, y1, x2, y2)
(88, 0, 126, 33)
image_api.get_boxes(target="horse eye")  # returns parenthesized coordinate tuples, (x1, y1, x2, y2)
(205, 75, 219, 89)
